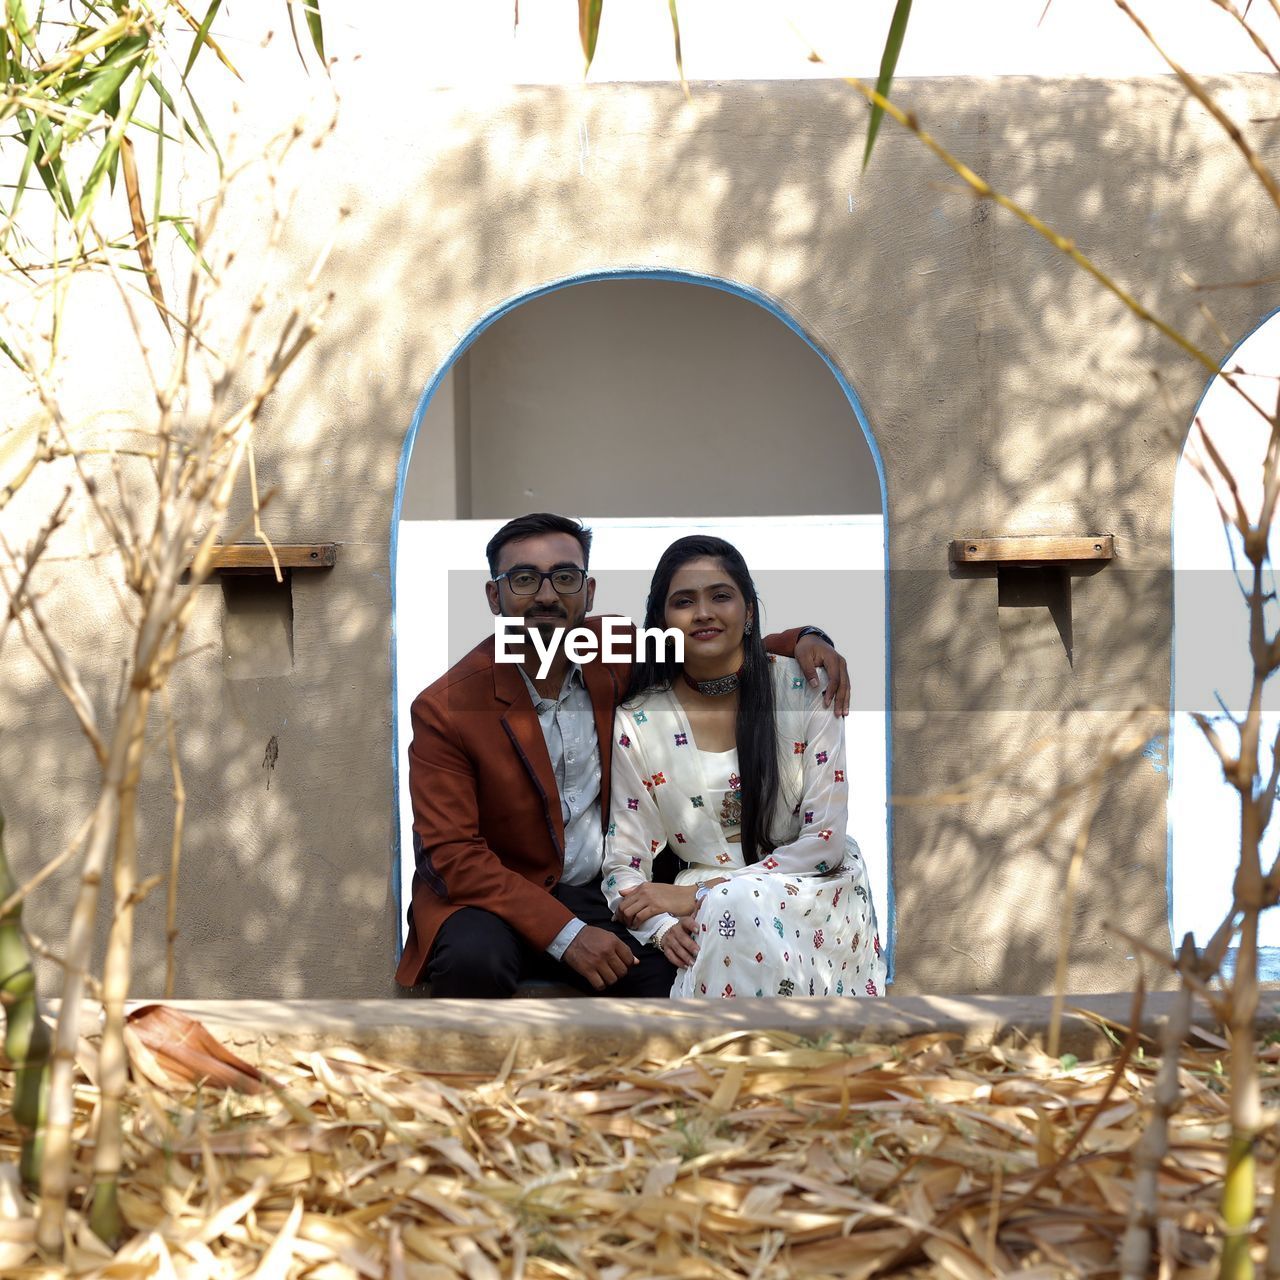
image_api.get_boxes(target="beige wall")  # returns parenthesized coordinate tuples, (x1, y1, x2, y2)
(403, 281, 884, 520)
(4, 61, 1280, 997)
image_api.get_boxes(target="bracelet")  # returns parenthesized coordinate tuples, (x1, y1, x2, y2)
(651, 920, 677, 949)
(694, 884, 711, 904)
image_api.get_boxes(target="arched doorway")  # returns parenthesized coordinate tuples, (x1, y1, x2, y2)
(1171, 309, 1280, 971)
(391, 272, 893, 974)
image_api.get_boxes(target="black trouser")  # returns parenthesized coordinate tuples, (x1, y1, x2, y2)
(425, 877, 675, 998)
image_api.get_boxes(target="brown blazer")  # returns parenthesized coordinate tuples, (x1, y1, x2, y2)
(394, 616, 806, 986)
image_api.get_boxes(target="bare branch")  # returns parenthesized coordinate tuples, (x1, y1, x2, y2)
(1192, 712, 1241, 784)
(1208, 0, 1280, 74)
(1115, 0, 1280, 214)
(0, 809, 93, 919)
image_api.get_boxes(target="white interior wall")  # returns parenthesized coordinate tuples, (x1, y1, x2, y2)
(395, 516, 890, 957)
(1172, 318, 1280, 949)
(402, 281, 883, 520)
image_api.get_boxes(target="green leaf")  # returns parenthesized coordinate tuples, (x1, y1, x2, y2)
(182, 0, 223, 80)
(303, 0, 324, 64)
(16, 109, 75, 222)
(73, 60, 148, 223)
(144, 71, 206, 152)
(6, 0, 34, 51)
(48, 32, 149, 162)
(578, 0, 602, 75)
(862, 0, 912, 171)
(163, 214, 211, 273)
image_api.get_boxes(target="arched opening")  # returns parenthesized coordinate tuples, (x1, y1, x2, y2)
(1171, 309, 1280, 973)
(391, 272, 893, 975)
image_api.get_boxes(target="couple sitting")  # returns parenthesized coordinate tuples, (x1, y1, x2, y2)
(394, 512, 884, 1000)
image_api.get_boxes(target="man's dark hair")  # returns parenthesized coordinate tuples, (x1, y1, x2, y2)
(485, 513, 593, 575)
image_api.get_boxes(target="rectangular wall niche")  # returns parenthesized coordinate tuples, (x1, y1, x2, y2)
(222, 574, 294, 679)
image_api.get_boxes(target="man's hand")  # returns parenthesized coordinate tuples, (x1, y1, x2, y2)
(660, 917, 699, 969)
(616, 881, 698, 926)
(562, 926, 638, 991)
(794, 633, 851, 717)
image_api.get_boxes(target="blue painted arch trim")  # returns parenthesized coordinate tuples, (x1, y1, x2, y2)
(390, 267, 896, 981)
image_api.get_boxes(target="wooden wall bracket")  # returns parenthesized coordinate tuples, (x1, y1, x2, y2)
(949, 534, 1114, 566)
(192, 543, 339, 574)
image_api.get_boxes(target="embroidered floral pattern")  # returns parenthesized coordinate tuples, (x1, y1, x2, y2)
(601, 656, 885, 1003)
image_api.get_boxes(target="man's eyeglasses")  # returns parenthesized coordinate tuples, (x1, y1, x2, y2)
(493, 567, 587, 596)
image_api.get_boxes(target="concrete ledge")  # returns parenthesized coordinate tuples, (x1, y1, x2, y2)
(108, 993, 1278, 1074)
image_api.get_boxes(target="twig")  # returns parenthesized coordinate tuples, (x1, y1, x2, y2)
(160, 686, 185, 1000)
(1119, 936, 1196, 1280)
(1048, 776, 1103, 1061)
(1115, 0, 1280, 215)
(0, 809, 93, 920)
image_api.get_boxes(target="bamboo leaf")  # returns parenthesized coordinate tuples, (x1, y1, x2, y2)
(667, 0, 686, 93)
(145, 71, 209, 154)
(285, 0, 306, 71)
(16, 109, 74, 221)
(303, 0, 324, 64)
(6, 0, 34, 50)
(862, 0, 912, 171)
(578, 0, 603, 75)
(72, 61, 148, 223)
(47, 32, 148, 162)
(181, 0, 223, 80)
(120, 134, 168, 333)
(164, 214, 211, 272)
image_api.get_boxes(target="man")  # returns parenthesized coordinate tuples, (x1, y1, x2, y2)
(394, 512, 849, 998)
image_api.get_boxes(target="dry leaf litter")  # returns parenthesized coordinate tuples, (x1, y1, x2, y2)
(0, 1008, 1275, 1278)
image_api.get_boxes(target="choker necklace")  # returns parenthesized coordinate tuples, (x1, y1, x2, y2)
(682, 665, 744, 697)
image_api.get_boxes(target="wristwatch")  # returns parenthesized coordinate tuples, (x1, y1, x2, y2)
(797, 626, 834, 647)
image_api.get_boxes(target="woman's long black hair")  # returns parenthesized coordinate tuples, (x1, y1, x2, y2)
(624, 536, 779, 864)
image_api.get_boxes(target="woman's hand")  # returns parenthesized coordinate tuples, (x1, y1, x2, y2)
(794, 632, 850, 716)
(660, 917, 699, 969)
(616, 881, 698, 926)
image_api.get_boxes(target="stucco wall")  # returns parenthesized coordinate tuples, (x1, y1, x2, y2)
(3, 65, 1279, 997)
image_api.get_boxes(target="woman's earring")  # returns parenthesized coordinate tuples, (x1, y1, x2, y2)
(744, 618, 753, 636)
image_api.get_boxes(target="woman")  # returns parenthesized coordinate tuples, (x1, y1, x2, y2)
(601, 535, 885, 998)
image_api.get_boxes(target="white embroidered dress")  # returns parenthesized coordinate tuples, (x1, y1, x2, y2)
(602, 657, 885, 998)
